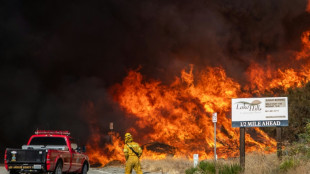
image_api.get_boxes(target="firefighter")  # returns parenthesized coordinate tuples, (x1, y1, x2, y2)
(123, 133, 143, 174)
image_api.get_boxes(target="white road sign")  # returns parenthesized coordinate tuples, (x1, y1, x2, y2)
(231, 97, 288, 127)
(212, 112, 217, 123)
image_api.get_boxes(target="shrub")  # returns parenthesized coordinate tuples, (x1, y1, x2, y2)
(185, 167, 198, 174)
(279, 158, 299, 171)
(282, 122, 310, 160)
(298, 122, 310, 143)
(219, 164, 243, 174)
(199, 161, 215, 173)
(185, 161, 242, 174)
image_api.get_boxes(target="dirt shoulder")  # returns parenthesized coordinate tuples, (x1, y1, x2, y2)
(94, 166, 164, 174)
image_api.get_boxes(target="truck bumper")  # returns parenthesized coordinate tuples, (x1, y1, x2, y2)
(7, 164, 47, 173)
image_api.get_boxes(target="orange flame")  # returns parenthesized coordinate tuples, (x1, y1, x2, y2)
(296, 31, 310, 60)
(87, 133, 125, 165)
(86, 66, 276, 166)
(86, 30, 310, 166)
(246, 64, 307, 93)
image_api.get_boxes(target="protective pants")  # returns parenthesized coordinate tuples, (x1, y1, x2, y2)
(125, 155, 142, 174)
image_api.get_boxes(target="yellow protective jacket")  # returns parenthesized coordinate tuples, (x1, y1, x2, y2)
(123, 142, 142, 159)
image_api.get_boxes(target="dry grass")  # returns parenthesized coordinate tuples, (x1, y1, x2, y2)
(141, 157, 192, 174)
(139, 152, 310, 174)
(243, 152, 280, 174)
(286, 160, 310, 174)
(141, 157, 241, 174)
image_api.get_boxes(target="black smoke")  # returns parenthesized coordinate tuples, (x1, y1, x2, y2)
(1, 0, 310, 160)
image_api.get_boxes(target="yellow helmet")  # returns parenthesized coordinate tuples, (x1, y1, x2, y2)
(125, 132, 133, 143)
(125, 132, 132, 138)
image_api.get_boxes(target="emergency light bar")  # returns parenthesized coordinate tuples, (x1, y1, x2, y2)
(35, 130, 70, 135)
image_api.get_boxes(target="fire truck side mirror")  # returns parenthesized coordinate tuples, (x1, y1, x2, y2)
(71, 143, 78, 151)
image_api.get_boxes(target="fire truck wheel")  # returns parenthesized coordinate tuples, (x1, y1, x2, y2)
(9, 170, 19, 174)
(80, 163, 88, 174)
(54, 161, 63, 174)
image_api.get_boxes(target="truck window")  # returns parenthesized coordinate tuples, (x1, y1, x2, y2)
(29, 137, 67, 146)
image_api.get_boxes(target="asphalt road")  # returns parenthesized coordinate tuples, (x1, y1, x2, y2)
(0, 166, 162, 174)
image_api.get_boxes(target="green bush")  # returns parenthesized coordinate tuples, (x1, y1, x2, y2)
(185, 167, 198, 174)
(185, 161, 242, 174)
(283, 122, 310, 160)
(285, 83, 310, 142)
(298, 122, 310, 143)
(279, 158, 299, 171)
(219, 164, 243, 174)
(199, 161, 215, 173)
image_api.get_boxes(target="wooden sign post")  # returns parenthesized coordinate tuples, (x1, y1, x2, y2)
(276, 127, 282, 159)
(240, 127, 245, 169)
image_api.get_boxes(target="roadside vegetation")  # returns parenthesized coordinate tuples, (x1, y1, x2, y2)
(185, 160, 242, 174)
(141, 158, 192, 173)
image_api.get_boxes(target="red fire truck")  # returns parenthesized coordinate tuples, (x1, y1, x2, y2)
(4, 130, 89, 174)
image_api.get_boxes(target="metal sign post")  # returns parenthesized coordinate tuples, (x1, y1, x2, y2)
(212, 112, 217, 161)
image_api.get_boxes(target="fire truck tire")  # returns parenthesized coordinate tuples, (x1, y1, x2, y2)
(80, 162, 88, 174)
(9, 170, 19, 174)
(53, 161, 63, 174)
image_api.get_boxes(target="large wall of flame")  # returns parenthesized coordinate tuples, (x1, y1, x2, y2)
(112, 65, 277, 156)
